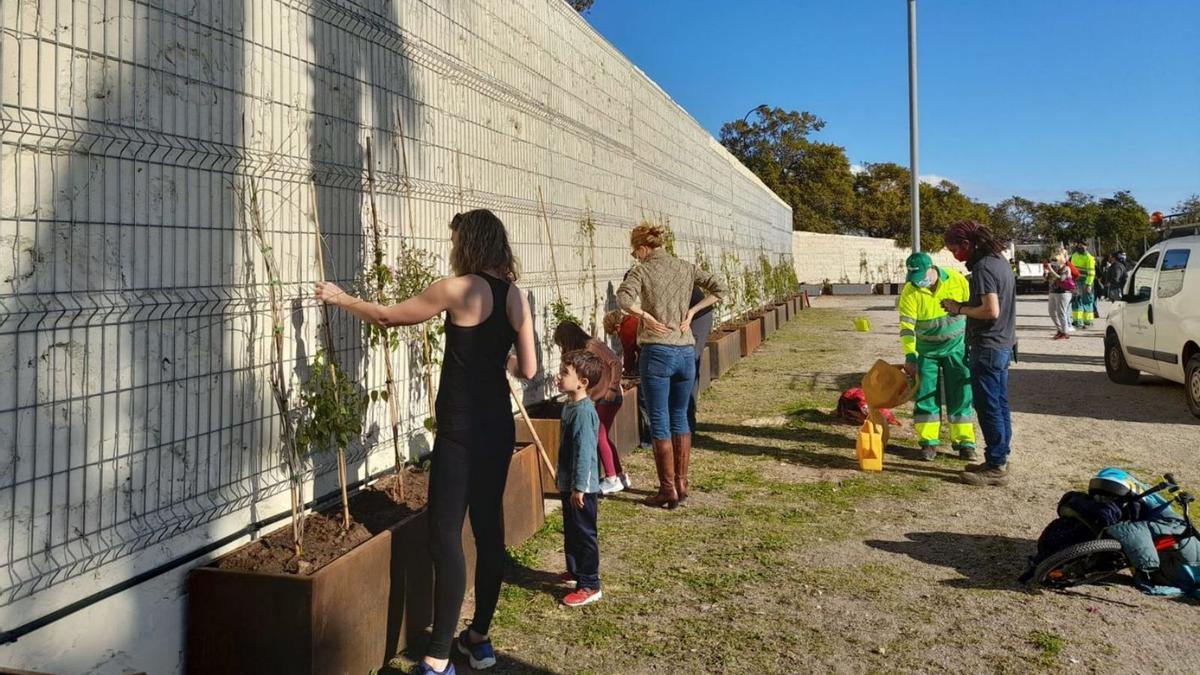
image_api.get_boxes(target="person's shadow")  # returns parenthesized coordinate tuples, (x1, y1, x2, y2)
(865, 531, 1037, 591)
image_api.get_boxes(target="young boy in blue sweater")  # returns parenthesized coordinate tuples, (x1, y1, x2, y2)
(556, 350, 604, 607)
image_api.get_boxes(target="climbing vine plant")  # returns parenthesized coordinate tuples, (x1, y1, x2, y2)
(720, 250, 743, 319)
(238, 174, 308, 554)
(361, 137, 406, 496)
(389, 243, 443, 433)
(575, 209, 601, 335)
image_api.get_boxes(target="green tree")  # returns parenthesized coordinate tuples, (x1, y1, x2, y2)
(1040, 191, 1100, 245)
(848, 163, 990, 251)
(569, 0, 594, 13)
(1094, 191, 1149, 254)
(989, 196, 1047, 245)
(1174, 194, 1200, 222)
(719, 107, 855, 233)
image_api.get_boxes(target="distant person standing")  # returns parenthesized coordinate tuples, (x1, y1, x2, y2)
(1044, 251, 1076, 340)
(1105, 252, 1130, 301)
(686, 285, 715, 433)
(1069, 241, 1097, 329)
(939, 221, 1016, 487)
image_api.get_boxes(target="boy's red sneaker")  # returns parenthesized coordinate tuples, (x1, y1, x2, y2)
(562, 587, 602, 607)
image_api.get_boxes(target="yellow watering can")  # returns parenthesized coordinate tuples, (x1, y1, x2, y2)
(855, 359, 920, 471)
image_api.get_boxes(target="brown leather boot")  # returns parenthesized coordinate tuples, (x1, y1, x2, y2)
(642, 439, 678, 509)
(672, 433, 692, 504)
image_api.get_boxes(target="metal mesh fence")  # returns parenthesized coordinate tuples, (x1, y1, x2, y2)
(0, 0, 790, 614)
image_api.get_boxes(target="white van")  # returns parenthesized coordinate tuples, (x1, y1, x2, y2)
(1104, 234, 1200, 417)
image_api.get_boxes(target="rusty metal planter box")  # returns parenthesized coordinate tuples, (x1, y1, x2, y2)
(707, 329, 741, 378)
(609, 381, 639, 459)
(738, 318, 762, 356)
(515, 400, 563, 497)
(760, 308, 777, 339)
(777, 302, 791, 323)
(187, 445, 541, 675)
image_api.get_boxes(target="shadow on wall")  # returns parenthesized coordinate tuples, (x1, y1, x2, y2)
(0, 2, 262, 672)
(308, 0, 421, 494)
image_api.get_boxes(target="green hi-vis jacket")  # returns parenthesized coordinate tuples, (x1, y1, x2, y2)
(898, 267, 970, 362)
(1070, 251, 1096, 287)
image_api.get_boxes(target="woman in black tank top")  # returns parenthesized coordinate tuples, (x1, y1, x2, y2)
(316, 210, 537, 675)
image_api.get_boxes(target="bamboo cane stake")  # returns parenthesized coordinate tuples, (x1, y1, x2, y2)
(537, 185, 565, 302)
(308, 178, 352, 530)
(365, 137, 406, 499)
(394, 112, 438, 423)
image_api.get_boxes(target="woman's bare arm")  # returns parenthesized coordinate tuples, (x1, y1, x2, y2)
(315, 278, 455, 327)
(507, 286, 537, 379)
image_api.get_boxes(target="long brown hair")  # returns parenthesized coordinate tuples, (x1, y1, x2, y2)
(553, 320, 591, 353)
(449, 209, 520, 281)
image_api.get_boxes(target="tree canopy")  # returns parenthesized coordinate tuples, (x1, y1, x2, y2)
(719, 108, 854, 234)
(720, 104, 1162, 255)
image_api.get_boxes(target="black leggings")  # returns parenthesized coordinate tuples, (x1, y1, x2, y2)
(426, 412, 514, 659)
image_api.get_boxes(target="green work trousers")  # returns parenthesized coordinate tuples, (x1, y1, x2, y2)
(912, 351, 976, 448)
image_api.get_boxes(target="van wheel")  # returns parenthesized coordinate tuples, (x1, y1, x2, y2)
(1187, 355, 1200, 419)
(1105, 335, 1139, 385)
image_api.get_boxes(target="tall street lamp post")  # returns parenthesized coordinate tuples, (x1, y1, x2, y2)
(907, 0, 921, 253)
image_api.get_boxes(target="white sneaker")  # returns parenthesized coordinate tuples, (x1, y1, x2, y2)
(599, 476, 624, 494)
(619, 473, 632, 490)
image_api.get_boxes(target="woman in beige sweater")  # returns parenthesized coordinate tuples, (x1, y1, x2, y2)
(616, 223, 725, 509)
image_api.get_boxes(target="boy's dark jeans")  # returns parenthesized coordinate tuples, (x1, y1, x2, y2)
(560, 492, 600, 590)
(968, 345, 1013, 467)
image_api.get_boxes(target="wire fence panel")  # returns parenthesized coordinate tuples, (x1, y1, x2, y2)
(0, 0, 790, 632)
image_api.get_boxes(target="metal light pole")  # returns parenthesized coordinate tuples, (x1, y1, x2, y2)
(742, 103, 768, 123)
(907, 0, 921, 253)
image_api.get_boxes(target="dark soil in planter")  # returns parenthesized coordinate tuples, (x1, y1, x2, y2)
(213, 469, 430, 576)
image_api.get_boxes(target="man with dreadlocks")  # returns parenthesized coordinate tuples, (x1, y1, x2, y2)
(938, 220, 1016, 487)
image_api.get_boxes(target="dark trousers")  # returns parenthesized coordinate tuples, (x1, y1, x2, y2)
(426, 411, 514, 659)
(560, 492, 600, 590)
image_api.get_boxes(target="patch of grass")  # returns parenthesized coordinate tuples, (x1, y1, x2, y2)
(1028, 630, 1065, 665)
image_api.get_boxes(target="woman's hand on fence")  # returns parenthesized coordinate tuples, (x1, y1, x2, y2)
(315, 281, 346, 305)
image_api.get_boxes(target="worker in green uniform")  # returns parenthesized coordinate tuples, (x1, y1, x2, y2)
(1069, 241, 1097, 329)
(898, 252, 977, 461)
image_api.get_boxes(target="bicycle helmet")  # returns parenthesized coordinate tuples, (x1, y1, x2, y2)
(1089, 467, 1136, 501)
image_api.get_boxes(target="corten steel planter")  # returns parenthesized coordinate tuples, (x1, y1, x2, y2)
(738, 319, 762, 356)
(777, 302, 791, 323)
(707, 329, 741, 379)
(499, 443, 545, 546)
(697, 344, 712, 394)
(515, 399, 563, 497)
(609, 381, 639, 459)
(760, 309, 777, 340)
(188, 444, 541, 675)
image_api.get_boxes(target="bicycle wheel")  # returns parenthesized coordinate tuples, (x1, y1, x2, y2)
(1033, 539, 1128, 589)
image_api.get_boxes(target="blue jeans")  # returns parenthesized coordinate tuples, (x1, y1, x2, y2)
(969, 345, 1013, 467)
(639, 344, 696, 440)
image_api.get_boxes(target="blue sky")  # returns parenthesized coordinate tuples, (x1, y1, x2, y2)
(585, 0, 1200, 212)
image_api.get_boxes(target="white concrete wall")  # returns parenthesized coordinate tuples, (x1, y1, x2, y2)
(0, 1, 790, 672)
(792, 231, 965, 284)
